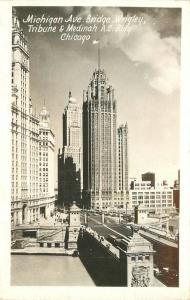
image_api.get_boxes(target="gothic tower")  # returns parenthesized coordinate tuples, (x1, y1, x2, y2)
(83, 69, 118, 210)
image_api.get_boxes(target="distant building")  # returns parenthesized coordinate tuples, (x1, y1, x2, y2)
(129, 180, 173, 213)
(173, 170, 180, 212)
(117, 123, 129, 205)
(173, 189, 179, 211)
(142, 172, 155, 188)
(38, 106, 55, 217)
(58, 92, 82, 208)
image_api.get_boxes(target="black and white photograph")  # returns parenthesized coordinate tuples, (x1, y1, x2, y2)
(1, 0, 190, 299)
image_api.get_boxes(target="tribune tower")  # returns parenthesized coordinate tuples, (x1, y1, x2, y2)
(83, 69, 118, 210)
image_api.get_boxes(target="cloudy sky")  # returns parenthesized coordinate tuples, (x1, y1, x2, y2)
(15, 6, 181, 186)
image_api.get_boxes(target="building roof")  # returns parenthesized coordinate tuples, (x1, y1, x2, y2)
(40, 106, 50, 118)
(123, 232, 155, 254)
(39, 106, 50, 128)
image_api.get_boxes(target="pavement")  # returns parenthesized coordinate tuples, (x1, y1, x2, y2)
(33, 213, 68, 227)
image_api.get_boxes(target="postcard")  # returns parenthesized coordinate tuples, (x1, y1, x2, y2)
(0, 0, 190, 299)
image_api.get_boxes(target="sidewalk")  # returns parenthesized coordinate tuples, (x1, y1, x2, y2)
(33, 213, 68, 227)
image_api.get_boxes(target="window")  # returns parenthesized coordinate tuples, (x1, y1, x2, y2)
(131, 256, 136, 261)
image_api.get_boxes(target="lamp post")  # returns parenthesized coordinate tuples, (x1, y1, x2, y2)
(126, 201, 129, 223)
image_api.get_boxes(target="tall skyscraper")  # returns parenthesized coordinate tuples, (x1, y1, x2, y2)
(11, 10, 55, 226)
(83, 69, 118, 210)
(117, 123, 129, 204)
(58, 92, 82, 207)
(11, 9, 39, 225)
(39, 106, 55, 217)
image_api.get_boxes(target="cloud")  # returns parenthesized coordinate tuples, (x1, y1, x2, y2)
(79, 7, 181, 95)
(120, 22, 180, 94)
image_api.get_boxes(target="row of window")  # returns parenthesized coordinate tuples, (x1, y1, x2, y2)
(131, 255, 150, 261)
(39, 173, 48, 177)
(132, 191, 172, 194)
(39, 168, 48, 171)
(39, 142, 48, 146)
(39, 152, 48, 156)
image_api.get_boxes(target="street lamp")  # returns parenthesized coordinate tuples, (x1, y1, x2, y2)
(126, 201, 129, 223)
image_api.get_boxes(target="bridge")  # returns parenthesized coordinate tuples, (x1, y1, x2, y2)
(139, 228, 178, 248)
(79, 225, 166, 287)
(81, 212, 178, 249)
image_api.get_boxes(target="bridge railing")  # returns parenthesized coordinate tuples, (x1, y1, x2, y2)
(38, 228, 64, 241)
(84, 226, 119, 259)
(140, 227, 178, 242)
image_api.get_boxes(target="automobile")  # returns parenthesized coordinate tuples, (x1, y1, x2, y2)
(107, 234, 122, 247)
(125, 225, 132, 229)
(153, 267, 160, 274)
(163, 267, 169, 273)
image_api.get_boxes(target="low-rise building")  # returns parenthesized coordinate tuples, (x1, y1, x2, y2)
(129, 180, 173, 214)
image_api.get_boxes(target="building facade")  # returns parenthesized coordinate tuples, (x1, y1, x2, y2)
(58, 92, 82, 207)
(38, 106, 55, 217)
(117, 123, 129, 207)
(129, 180, 174, 213)
(83, 69, 117, 210)
(11, 10, 55, 226)
(83, 69, 129, 210)
(130, 179, 152, 190)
